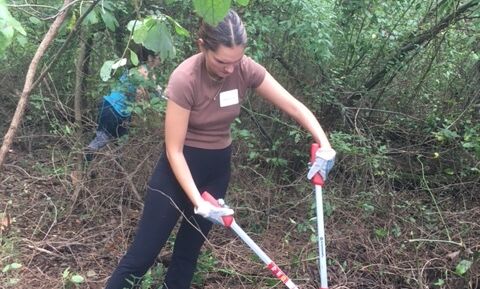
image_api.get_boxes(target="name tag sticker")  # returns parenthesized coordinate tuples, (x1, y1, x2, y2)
(219, 89, 239, 107)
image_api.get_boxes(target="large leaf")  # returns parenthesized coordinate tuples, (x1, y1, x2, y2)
(143, 22, 175, 59)
(0, 0, 26, 55)
(193, 0, 231, 26)
(84, 10, 99, 25)
(129, 17, 176, 60)
(235, 0, 249, 6)
(100, 10, 119, 31)
(0, 33, 12, 55)
(1, 25, 14, 39)
(0, 0, 10, 20)
(129, 19, 151, 45)
(100, 60, 115, 81)
(6, 16, 26, 35)
(0, 1, 26, 35)
(165, 15, 190, 37)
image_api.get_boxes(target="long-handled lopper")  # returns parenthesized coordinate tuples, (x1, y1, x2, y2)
(309, 143, 328, 289)
(202, 191, 299, 289)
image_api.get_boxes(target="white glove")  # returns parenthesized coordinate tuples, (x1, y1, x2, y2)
(194, 200, 234, 226)
(307, 148, 336, 180)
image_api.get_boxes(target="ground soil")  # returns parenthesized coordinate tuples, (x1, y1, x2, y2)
(0, 142, 478, 289)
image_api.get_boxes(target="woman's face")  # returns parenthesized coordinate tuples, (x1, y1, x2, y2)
(203, 44, 245, 80)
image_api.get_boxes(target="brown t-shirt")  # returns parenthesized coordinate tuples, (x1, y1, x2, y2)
(166, 53, 266, 149)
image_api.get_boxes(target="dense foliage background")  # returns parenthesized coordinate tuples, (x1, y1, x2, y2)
(1, 0, 478, 288)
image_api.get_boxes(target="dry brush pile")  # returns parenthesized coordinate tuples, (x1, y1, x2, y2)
(0, 133, 478, 289)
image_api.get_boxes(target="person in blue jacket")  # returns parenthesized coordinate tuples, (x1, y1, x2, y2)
(85, 47, 161, 161)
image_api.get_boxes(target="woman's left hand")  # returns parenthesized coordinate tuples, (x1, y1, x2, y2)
(307, 148, 336, 181)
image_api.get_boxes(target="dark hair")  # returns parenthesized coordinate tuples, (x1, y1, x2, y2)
(198, 10, 247, 51)
(129, 43, 156, 65)
(137, 46, 156, 63)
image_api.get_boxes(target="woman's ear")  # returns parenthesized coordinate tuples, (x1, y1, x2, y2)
(197, 38, 205, 52)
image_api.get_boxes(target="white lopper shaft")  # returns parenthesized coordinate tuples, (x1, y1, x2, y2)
(230, 221, 299, 289)
(315, 185, 328, 289)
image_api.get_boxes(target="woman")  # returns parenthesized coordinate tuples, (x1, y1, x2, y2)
(85, 47, 161, 161)
(105, 10, 335, 289)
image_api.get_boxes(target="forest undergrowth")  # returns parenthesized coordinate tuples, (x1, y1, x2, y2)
(1, 133, 478, 289)
(1, 2, 479, 288)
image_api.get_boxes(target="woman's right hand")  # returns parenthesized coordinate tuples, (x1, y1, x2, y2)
(194, 200, 234, 225)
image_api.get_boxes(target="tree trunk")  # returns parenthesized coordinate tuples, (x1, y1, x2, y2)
(70, 29, 90, 193)
(0, 0, 101, 171)
(0, 0, 73, 170)
(74, 31, 89, 130)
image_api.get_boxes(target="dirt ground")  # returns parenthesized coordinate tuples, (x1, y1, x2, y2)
(0, 142, 479, 289)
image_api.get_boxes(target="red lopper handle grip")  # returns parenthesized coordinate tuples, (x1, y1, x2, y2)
(201, 191, 234, 227)
(310, 143, 325, 186)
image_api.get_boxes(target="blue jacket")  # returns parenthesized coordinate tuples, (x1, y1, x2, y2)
(103, 70, 137, 117)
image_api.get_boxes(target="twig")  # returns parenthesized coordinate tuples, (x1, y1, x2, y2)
(417, 155, 452, 241)
(408, 238, 465, 247)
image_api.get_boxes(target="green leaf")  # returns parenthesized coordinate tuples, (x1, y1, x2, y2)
(0, 1, 12, 24)
(70, 274, 85, 284)
(10, 263, 22, 270)
(129, 16, 179, 59)
(100, 10, 119, 31)
(193, 0, 231, 26)
(127, 19, 142, 32)
(62, 267, 70, 279)
(133, 106, 143, 115)
(165, 15, 190, 37)
(84, 10, 99, 25)
(8, 278, 19, 285)
(235, 0, 249, 6)
(29, 16, 42, 25)
(1, 25, 14, 39)
(111, 58, 127, 69)
(462, 142, 476, 149)
(67, 13, 77, 31)
(0, 262, 21, 273)
(0, 0, 26, 55)
(130, 50, 139, 66)
(131, 21, 149, 44)
(8, 16, 26, 35)
(444, 168, 454, 175)
(455, 259, 472, 276)
(374, 228, 388, 238)
(143, 22, 175, 59)
(100, 60, 115, 81)
(0, 32, 9, 51)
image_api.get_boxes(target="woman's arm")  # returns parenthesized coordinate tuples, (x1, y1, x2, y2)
(164, 100, 204, 207)
(255, 72, 332, 149)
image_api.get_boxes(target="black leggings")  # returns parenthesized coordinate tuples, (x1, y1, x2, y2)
(105, 145, 232, 289)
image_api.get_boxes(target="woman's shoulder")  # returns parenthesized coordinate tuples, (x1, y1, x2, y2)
(240, 55, 265, 69)
(172, 53, 202, 74)
(238, 55, 267, 77)
(169, 53, 202, 81)
(166, 54, 203, 97)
